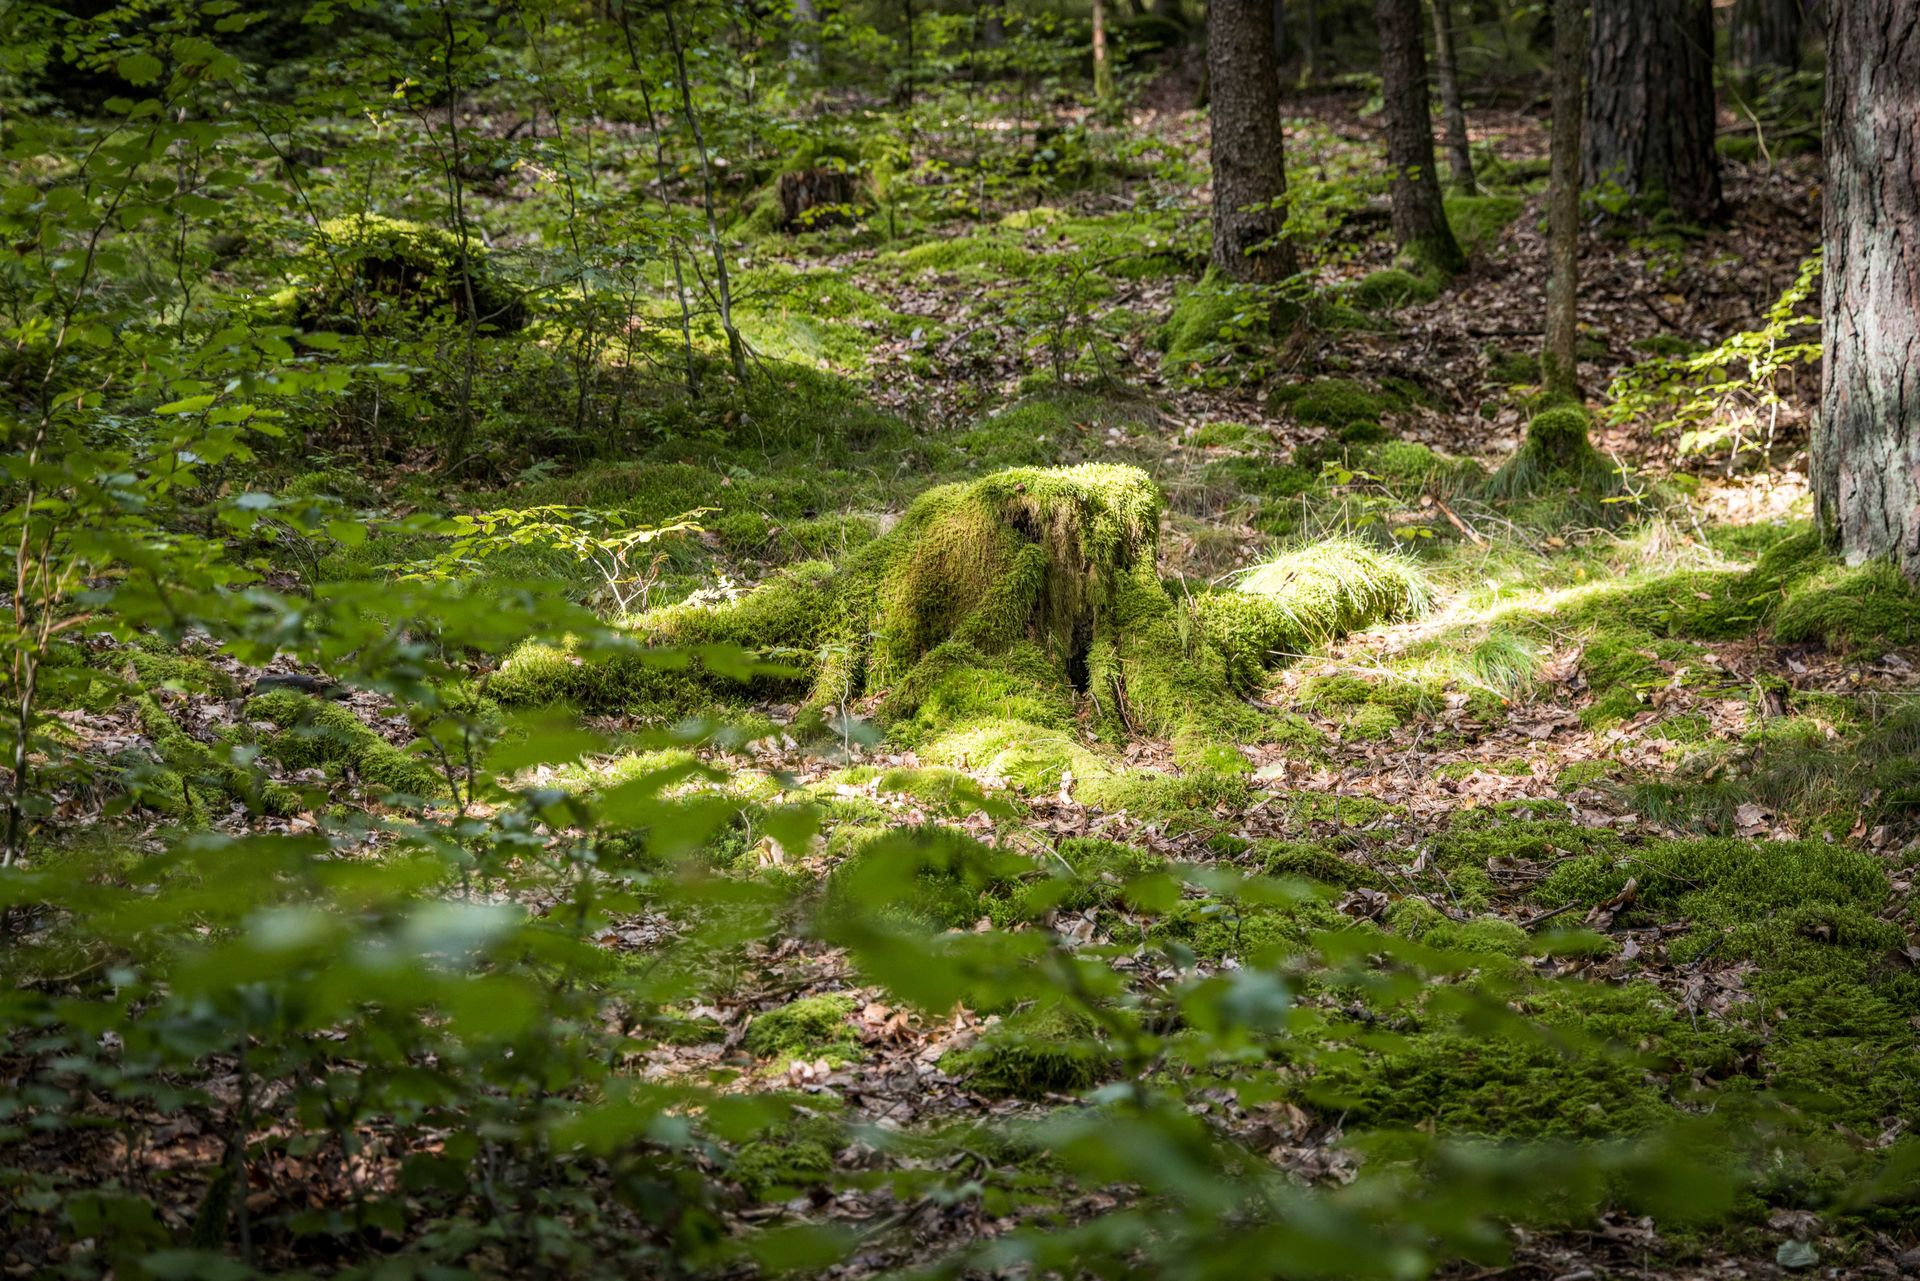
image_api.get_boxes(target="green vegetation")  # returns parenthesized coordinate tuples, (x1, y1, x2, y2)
(4, 6, 1907, 1281)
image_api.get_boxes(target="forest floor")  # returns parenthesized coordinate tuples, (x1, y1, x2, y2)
(25, 81, 1920, 1280)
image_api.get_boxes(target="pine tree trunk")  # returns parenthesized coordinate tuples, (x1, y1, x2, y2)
(1732, 0, 1803, 75)
(1430, 0, 1475, 194)
(1583, 0, 1721, 222)
(1376, 0, 1463, 273)
(1542, 0, 1583, 397)
(1815, 1, 1920, 575)
(1207, 0, 1297, 283)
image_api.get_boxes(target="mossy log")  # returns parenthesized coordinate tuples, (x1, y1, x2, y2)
(297, 214, 525, 334)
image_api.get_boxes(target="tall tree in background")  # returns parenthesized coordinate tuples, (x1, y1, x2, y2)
(1207, 0, 1297, 283)
(1584, 0, 1721, 222)
(1430, 0, 1475, 194)
(1541, 0, 1583, 397)
(1375, 0, 1463, 274)
(1815, 1, 1920, 577)
(1732, 0, 1804, 77)
(1093, 0, 1113, 101)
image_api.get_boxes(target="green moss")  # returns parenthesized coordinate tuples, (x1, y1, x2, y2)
(1427, 916, 1531, 957)
(297, 213, 524, 333)
(1189, 421, 1261, 448)
(1268, 378, 1404, 429)
(743, 994, 861, 1064)
(1771, 558, 1920, 653)
(247, 689, 444, 800)
(1201, 539, 1430, 690)
(1160, 275, 1273, 365)
(1306, 980, 1749, 1139)
(1351, 267, 1439, 310)
(1254, 840, 1383, 890)
(1353, 440, 1481, 495)
(1484, 406, 1624, 502)
(1485, 348, 1541, 387)
(1442, 194, 1524, 253)
(940, 1002, 1118, 1098)
(888, 234, 1037, 279)
(129, 693, 303, 821)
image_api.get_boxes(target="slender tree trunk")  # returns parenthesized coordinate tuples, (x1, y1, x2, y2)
(1814, 0, 1920, 576)
(1300, 0, 1317, 85)
(789, 0, 819, 74)
(1376, 0, 1463, 274)
(1430, 0, 1474, 194)
(664, 7, 748, 383)
(1093, 0, 1113, 100)
(1206, 0, 1297, 283)
(982, 2, 1005, 49)
(1541, 0, 1583, 398)
(1731, 0, 1803, 76)
(1584, 0, 1722, 222)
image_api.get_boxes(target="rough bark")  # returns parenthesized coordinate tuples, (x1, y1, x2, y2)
(1206, 0, 1296, 283)
(1815, 1, 1920, 576)
(1541, 0, 1583, 397)
(1430, 0, 1475, 194)
(1376, 0, 1463, 273)
(1732, 0, 1804, 75)
(1584, 0, 1721, 223)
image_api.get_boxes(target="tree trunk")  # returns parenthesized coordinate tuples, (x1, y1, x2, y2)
(982, 2, 1005, 49)
(1093, 0, 1113, 100)
(1541, 0, 1583, 398)
(1300, 0, 1317, 85)
(1815, 1, 1920, 575)
(1272, 0, 1287, 70)
(1584, 0, 1721, 223)
(1732, 0, 1804, 76)
(790, 0, 819, 73)
(1430, 0, 1475, 194)
(1207, 0, 1297, 283)
(1376, 0, 1464, 273)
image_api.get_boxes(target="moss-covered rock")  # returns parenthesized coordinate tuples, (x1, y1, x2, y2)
(1351, 267, 1440, 311)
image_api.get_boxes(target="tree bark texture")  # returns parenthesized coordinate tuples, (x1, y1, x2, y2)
(1207, 0, 1297, 283)
(1584, 0, 1721, 223)
(1732, 0, 1804, 75)
(1815, 1, 1920, 575)
(1430, 0, 1475, 194)
(1376, 0, 1463, 272)
(1542, 0, 1583, 397)
(1093, 0, 1113, 100)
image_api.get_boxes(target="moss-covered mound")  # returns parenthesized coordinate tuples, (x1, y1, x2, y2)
(1484, 406, 1624, 502)
(298, 214, 525, 333)
(496, 466, 1271, 769)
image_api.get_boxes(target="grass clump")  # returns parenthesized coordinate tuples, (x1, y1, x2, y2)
(1200, 539, 1429, 691)
(743, 994, 862, 1064)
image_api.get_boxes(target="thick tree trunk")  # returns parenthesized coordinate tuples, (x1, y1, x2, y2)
(1376, 0, 1463, 273)
(1542, 0, 1583, 397)
(1584, 0, 1721, 222)
(1430, 0, 1475, 194)
(1815, 2, 1920, 575)
(1732, 0, 1804, 75)
(1207, 0, 1297, 283)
